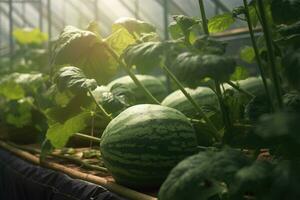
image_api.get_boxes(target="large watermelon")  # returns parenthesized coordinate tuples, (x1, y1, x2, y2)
(161, 87, 219, 118)
(100, 104, 198, 189)
(107, 75, 168, 103)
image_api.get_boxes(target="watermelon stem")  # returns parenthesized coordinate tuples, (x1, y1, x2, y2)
(103, 43, 161, 105)
(242, 0, 274, 110)
(161, 64, 221, 141)
(87, 89, 112, 121)
(226, 81, 254, 98)
(257, 0, 283, 109)
(73, 132, 101, 143)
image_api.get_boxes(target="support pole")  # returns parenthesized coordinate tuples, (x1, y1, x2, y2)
(39, 0, 43, 30)
(47, 0, 52, 53)
(8, 0, 14, 67)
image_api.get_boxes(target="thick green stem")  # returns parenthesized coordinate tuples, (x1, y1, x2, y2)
(161, 65, 220, 141)
(104, 43, 161, 105)
(198, 0, 209, 35)
(243, 0, 273, 109)
(257, 0, 283, 109)
(74, 132, 101, 143)
(215, 80, 232, 142)
(87, 89, 112, 121)
(226, 81, 254, 98)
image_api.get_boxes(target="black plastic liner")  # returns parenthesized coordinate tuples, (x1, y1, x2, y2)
(0, 149, 127, 200)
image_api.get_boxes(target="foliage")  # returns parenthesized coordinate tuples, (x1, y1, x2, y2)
(13, 28, 48, 45)
(172, 52, 236, 87)
(53, 66, 97, 94)
(208, 13, 236, 33)
(51, 26, 118, 84)
(240, 46, 255, 64)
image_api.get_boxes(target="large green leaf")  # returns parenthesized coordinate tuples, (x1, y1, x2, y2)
(122, 41, 184, 73)
(193, 35, 226, 55)
(169, 15, 202, 43)
(105, 28, 136, 55)
(46, 111, 90, 148)
(13, 28, 48, 45)
(53, 66, 97, 94)
(172, 52, 236, 87)
(271, 0, 300, 25)
(51, 26, 118, 84)
(112, 17, 155, 37)
(208, 13, 236, 33)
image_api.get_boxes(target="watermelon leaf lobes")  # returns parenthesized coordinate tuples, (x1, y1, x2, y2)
(100, 104, 198, 189)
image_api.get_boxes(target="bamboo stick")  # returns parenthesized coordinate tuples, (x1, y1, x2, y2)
(0, 141, 157, 200)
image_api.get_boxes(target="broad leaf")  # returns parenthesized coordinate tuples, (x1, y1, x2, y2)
(172, 52, 236, 87)
(46, 111, 90, 148)
(53, 66, 97, 94)
(240, 46, 255, 63)
(169, 15, 202, 43)
(122, 41, 183, 73)
(271, 0, 300, 25)
(13, 28, 48, 45)
(105, 28, 136, 55)
(193, 35, 226, 55)
(230, 66, 249, 81)
(51, 26, 117, 84)
(112, 17, 155, 37)
(208, 13, 235, 33)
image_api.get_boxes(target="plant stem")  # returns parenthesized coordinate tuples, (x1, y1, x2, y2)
(257, 0, 283, 109)
(243, 0, 273, 109)
(87, 89, 112, 121)
(161, 65, 220, 141)
(74, 132, 101, 143)
(215, 80, 232, 141)
(226, 81, 254, 98)
(104, 43, 161, 105)
(198, 0, 209, 35)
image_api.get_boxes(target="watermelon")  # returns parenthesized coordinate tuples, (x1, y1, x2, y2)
(158, 149, 250, 200)
(161, 86, 219, 118)
(107, 75, 168, 103)
(100, 104, 198, 189)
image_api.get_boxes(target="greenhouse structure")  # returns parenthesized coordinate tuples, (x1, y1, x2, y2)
(0, 0, 299, 200)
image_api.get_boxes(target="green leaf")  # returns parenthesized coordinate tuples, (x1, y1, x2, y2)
(169, 15, 202, 43)
(122, 41, 183, 73)
(105, 28, 136, 55)
(13, 28, 48, 45)
(4, 98, 33, 128)
(230, 66, 249, 81)
(172, 52, 236, 87)
(53, 66, 98, 94)
(51, 26, 118, 84)
(46, 111, 90, 148)
(0, 81, 25, 100)
(112, 17, 155, 37)
(271, 0, 300, 25)
(0, 73, 45, 100)
(240, 46, 255, 63)
(208, 13, 236, 33)
(193, 35, 226, 55)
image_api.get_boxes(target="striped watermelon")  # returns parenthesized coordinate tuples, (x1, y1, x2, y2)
(100, 104, 198, 188)
(161, 87, 219, 118)
(107, 75, 168, 103)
